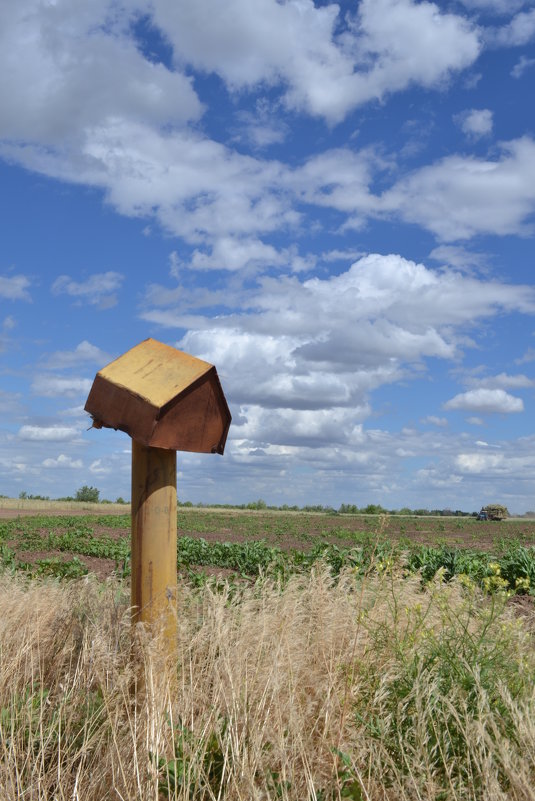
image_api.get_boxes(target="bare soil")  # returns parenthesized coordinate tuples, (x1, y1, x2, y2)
(4, 508, 535, 581)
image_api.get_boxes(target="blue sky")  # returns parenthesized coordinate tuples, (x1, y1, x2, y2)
(1, 0, 535, 511)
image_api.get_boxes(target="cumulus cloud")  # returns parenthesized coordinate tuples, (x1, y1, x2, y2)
(51, 272, 124, 308)
(428, 245, 487, 273)
(19, 425, 79, 441)
(31, 376, 93, 398)
(382, 137, 535, 240)
(139, 255, 535, 459)
(0, 0, 202, 146)
(0, 0, 526, 254)
(444, 388, 524, 413)
(89, 458, 112, 475)
(153, 0, 480, 122)
(0, 274, 31, 301)
(42, 340, 112, 370)
(422, 416, 448, 427)
(511, 55, 535, 78)
(42, 454, 83, 469)
(456, 452, 505, 472)
(488, 8, 535, 46)
(454, 108, 493, 138)
(465, 372, 535, 389)
(0, 0, 484, 255)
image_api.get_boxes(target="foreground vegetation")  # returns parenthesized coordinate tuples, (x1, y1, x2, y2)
(0, 567, 534, 800)
(1, 510, 535, 798)
(2, 510, 535, 597)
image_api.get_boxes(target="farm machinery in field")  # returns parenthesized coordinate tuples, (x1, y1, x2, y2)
(477, 504, 508, 521)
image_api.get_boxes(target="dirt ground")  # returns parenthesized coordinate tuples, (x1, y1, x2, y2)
(4, 506, 535, 582)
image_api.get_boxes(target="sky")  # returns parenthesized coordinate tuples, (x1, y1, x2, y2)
(1, 0, 535, 512)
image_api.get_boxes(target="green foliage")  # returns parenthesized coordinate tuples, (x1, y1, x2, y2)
(246, 498, 267, 510)
(75, 485, 100, 503)
(154, 717, 227, 800)
(20, 557, 89, 580)
(354, 581, 532, 793)
(362, 504, 387, 515)
(2, 510, 535, 597)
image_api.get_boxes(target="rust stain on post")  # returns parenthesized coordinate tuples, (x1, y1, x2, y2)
(131, 439, 177, 648)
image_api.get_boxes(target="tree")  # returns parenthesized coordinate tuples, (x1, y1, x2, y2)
(75, 485, 100, 503)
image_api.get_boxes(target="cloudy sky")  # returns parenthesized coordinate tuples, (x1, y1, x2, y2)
(1, 0, 535, 511)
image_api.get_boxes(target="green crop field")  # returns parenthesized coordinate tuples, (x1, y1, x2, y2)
(1, 508, 535, 595)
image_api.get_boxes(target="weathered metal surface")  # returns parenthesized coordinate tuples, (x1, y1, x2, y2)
(131, 440, 177, 645)
(84, 338, 231, 453)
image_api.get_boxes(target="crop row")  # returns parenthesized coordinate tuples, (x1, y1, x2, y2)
(1, 516, 534, 596)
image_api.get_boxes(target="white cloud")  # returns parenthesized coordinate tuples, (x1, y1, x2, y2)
(89, 458, 111, 475)
(233, 102, 289, 150)
(0, 0, 202, 146)
(0, 0, 483, 254)
(454, 108, 493, 138)
(42, 454, 83, 469)
(489, 8, 535, 46)
(19, 425, 79, 441)
(422, 416, 448, 427)
(516, 347, 535, 364)
(31, 376, 93, 398)
(0, 274, 31, 301)
(456, 452, 505, 472)
(444, 388, 524, 413)
(51, 272, 124, 308)
(511, 55, 535, 78)
(428, 245, 487, 272)
(42, 340, 111, 370)
(141, 255, 535, 427)
(153, 0, 480, 123)
(382, 137, 535, 240)
(465, 372, 535, 389)
(189, 238, 288, 272)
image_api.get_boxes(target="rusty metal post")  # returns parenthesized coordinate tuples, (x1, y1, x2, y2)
(131, 439, 177, 651)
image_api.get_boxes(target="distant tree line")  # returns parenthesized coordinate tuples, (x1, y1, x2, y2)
(17, 486, 128, 504)
(179, 499, 481, 516)
(11, 489, 512, 517)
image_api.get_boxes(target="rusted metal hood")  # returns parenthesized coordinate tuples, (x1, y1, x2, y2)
(84, 338, 231, 453)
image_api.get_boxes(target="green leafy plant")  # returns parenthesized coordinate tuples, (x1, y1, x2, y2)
(154, 717, 227, 800)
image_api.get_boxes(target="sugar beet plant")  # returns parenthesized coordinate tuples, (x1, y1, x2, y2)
(1, 516, 535, 597)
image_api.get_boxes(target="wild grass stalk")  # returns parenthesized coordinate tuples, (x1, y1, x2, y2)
(0, 567, 533, 800)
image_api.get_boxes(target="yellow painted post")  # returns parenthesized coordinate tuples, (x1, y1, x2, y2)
(131, 439, 177, 651)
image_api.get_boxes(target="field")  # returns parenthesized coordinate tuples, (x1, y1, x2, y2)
(2, 505, 535, 585)
(1, 505, 535, 800)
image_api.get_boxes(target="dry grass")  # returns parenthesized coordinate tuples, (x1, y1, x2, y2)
(0, 498, 130, 515)
(0, 568, 534, 800)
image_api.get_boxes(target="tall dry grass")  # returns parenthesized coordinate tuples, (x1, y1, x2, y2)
(0, 498, 130, 514)
(0, 568, 534, 800)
